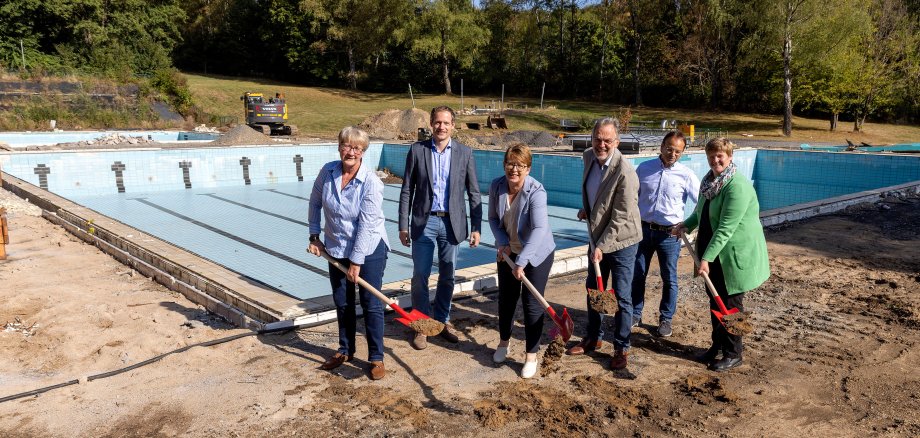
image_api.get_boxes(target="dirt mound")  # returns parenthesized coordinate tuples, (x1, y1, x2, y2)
(461, 130, 560, 150)
(474, 376, 651, 434)
(210, 125, 274, 146)
(679, 373, 738, 404)
(358, 108, 429, 140)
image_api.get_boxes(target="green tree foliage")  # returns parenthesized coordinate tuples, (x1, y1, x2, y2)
(401, 0, 490, 94)
(0, 0, 185, 77)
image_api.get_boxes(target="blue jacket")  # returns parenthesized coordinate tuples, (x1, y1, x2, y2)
(488, 175, 556, 268)
(398, 139, 482, 243)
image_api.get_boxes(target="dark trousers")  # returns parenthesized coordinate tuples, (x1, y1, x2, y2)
(584, 243, 638, 351)
(328, 240, 388, 362)
(497, 252, 554, 353)
(707, 257, 744, 358)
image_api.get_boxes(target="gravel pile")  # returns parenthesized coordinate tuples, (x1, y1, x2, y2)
(459, 130, 561, 149)
(358, 109, 429, 140)
(211, 125, 274, 146)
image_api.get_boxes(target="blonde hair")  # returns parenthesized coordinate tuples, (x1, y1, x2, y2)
(338, 126, 369, 151)
(504, 142, 532, 167)
(705, 137, 735, 156)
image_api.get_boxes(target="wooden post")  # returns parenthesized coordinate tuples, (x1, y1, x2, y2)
(0, 207, 8, 260)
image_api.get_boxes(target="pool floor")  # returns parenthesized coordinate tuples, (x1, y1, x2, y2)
(70, 183, 589, 300)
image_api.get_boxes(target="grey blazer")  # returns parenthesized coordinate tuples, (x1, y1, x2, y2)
(488, 175, 556, 268)
(581, 147, 642, 253)
(398, 139, 482, 243)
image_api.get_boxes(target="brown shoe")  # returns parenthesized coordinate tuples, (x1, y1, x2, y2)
(320, 352, 353, 370)
(411, 333, 428, 350)
(611, 350, 629, 370)
(439, 323, 459, 343)
(566, 338, 603, 356)
(369, 361, 386, 380)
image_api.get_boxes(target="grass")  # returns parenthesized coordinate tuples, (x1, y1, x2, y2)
(125, 72, 920, 145)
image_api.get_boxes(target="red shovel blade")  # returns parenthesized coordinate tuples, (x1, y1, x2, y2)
(393, 307, 430, 327)
(547, 307, 574, 342)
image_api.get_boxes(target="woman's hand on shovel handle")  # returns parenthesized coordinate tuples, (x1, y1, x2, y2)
(697, 260, 710, 276)
(512, 265, 525, 280)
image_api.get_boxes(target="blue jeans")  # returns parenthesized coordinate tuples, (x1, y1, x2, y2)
(631, 226, 681, 322)
(584, 243, 638, 351)
(410, 215, 458, 323)
(328, 240, 388, 362)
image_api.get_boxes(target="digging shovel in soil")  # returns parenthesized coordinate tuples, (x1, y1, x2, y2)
(679, 232, 753, 336)
(586, 246, 619, 315)
(319, 251, 444, 336)
(501, 253, 574, 342)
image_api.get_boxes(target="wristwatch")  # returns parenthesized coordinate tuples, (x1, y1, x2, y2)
(309, 234, 320, 243)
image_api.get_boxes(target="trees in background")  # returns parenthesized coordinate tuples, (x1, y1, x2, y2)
(1, 0, 918, 128)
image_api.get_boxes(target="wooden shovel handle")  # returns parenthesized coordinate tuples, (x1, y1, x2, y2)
(679, 232, 729, 313)
(319, 250, 395, 306)
(502, 253, 552, 311)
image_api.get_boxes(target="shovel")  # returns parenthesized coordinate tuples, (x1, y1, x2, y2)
(502, 253, 574, 342)
(319, 250, 444, 336)
(678, 232, 742, 327)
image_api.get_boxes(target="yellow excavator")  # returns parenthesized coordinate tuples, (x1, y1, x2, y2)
(240, 92, 297, 136)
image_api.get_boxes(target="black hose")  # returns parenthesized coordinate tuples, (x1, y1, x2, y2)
(0, 322, 316, 404)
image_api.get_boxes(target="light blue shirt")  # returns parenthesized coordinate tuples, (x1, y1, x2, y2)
(308, 161, 390, 265)
(430, 139, 452, 212)
(636, 157, 700, 226)
(585, 153, 614, 212)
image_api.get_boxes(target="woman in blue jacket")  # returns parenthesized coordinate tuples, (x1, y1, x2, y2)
(488, 143, 556, 379)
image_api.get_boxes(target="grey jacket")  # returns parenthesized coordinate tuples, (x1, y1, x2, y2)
(581, 147, 642, 253)
(398, 139, 482, 243)
(488, 175, 556, 268)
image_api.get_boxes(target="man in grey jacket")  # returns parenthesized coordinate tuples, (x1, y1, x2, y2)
(566, 118, 642, 370)
(399, 106, 482, 350)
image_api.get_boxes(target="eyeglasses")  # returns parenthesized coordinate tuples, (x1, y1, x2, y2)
(339, 144, 364, 153)
(504, 163, 529, 170)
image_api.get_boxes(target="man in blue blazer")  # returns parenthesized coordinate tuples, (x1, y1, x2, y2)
(398, 106, 482, 350)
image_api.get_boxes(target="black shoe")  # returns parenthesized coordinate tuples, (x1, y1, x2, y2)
(657, 320, 673, 337)
(709, 356, 742, 372)
(696, 345, 721, 364)
(631, 317, 641, 328)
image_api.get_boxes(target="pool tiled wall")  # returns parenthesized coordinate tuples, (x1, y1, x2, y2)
(1, 144, 383, 197)
(752, 150, 920, 210)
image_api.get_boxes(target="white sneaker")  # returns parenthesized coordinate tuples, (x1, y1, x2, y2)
(493, 345, 510, 363)
(521, 360, 539, 379)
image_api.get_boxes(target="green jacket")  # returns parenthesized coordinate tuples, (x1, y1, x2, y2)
(684, 173, 770, 294)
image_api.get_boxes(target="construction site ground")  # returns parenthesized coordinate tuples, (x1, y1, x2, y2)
(0, 187, 918, 437)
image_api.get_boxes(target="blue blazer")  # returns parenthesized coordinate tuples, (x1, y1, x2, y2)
(488, 175, 556, 268)
(398, 139, 482, 243)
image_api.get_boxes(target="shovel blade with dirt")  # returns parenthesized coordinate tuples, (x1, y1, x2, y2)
(502, 254, 574, 342)
(679, 232, 753, 336)
(319, 251, 444, 336)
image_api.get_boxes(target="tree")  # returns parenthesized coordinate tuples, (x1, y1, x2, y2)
(850, 0, 917, 131)
(402, 0, 490, 94)
(302, 0, 409, 89)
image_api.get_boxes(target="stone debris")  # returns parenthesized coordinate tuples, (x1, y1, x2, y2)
(193, 124, 220, 133)
(3, 317, 39, 337)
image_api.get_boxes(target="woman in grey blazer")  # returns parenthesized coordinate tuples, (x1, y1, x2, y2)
(488, 143, 556, 379)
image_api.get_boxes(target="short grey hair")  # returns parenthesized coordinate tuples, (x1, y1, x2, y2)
(338, 126, 369, 151)
(592, 117, 619, 140)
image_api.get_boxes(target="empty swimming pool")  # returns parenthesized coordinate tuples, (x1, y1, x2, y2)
(2, 142, 919, 322)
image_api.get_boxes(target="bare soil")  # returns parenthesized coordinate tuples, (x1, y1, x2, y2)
(1, 187, 919, 437)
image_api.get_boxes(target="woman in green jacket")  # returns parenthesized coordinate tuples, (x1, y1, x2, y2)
(673, 138, 770, 372)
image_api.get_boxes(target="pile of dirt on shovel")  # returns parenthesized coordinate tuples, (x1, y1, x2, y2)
(587, 288, 618, 314)
(358, 108, 429, 140)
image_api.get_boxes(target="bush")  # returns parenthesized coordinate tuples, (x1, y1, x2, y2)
(149, 68, 193, 116)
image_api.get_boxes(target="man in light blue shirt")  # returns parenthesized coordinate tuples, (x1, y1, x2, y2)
(632, 131, 700, 338)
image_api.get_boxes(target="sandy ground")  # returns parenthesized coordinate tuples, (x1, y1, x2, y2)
(1, 187, 919, 437)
